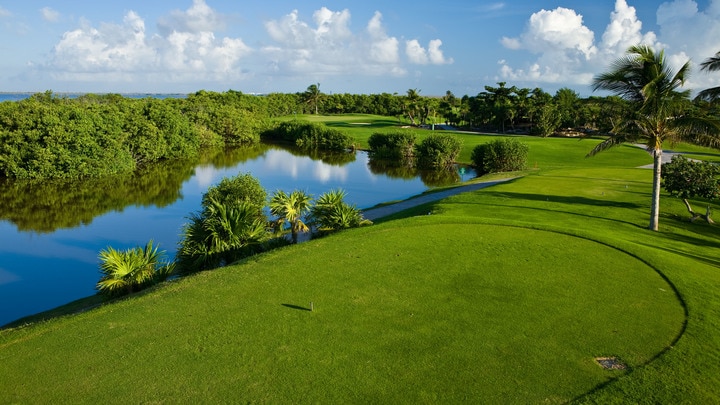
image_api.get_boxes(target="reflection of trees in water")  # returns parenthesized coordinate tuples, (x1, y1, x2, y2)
(419, 169, 461, 187)
(0, 158, 197, 233)
(368, 156, 462, 187)
(367, 157, 417, 180)
(275, 143, 357, 166)
(198, 143, 271, 169)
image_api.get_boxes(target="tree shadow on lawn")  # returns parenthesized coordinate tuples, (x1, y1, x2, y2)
(481, 191, 644, 209)
(325, 119, 400, 129)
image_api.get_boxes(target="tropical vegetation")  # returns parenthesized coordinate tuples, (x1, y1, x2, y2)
(661, 155, 720, 223)
(96, 240, 175, 297)
(588, 45, 720, 230)
(471, 138, 529, 175)
(269, 189, 313, 244)
(309, 189, 372, 237)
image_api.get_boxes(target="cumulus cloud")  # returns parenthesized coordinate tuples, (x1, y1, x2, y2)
(498, 0, 720, 92)
(262, 7, 444, 77)
(405, 39, 453, 65)
(36, 3, 451, 88)
(45, 0, 251, 84)
(158, 0, 226, 35)
(40, 7, 60, 23)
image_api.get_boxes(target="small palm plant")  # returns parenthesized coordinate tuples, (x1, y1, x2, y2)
(269, 189, 313, 244)
(310, 189, 372, 238)
(97, 240, 175, 297)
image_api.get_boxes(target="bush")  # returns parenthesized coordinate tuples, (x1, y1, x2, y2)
(202, 172, 267, 217)
(415, 133, 462, 169)
(97, 241, 175, 297)
(367, 131, 416, 161)
(262, 121, 354, 151)
(471, 139, 529, 175)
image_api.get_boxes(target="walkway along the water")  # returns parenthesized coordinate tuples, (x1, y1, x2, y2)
(361, 178, 517, 221)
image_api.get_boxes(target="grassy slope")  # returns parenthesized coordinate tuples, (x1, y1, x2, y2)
(1, 115, 719, 403)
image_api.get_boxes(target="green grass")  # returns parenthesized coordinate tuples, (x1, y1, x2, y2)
(1, 115, 719, 403)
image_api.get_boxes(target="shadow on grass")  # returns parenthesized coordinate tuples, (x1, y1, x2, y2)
(481, 191, 643, 209)
(325, 119, 400, 129)
(281, 303, 313, 312)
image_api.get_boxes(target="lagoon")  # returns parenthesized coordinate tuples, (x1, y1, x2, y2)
(0, 144, 473, 326)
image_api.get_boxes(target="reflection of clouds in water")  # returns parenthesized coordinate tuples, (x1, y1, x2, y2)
(194, 165, 219, 189)
(314, 161, 347, 183)
(0, 268, 20, 286)
(264, 150, 347, 182)
(264, 150, 300, 178)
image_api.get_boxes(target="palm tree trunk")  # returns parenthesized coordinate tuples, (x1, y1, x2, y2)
(649, 148, 662, 231)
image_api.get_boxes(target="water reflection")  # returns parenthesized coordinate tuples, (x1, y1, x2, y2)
(0, 145, 474, 326)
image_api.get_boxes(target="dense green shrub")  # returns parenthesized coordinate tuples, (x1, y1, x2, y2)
(202, 172, 267, 217)
(662, 155, 720, 222)
(262, 121, 354, 151)
(367, 130, 416, 161)
(0, 91, 271, 180)
(471, 139, 529, 175)
(414, 133, 463, 169)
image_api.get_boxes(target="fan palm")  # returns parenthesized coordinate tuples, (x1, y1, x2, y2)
(177, 198, 268, 273)
(310, 189, 372, 237)
(589, 45, 719, 231)
(97, 240, 174, 296)
(269, 189, 312, 244)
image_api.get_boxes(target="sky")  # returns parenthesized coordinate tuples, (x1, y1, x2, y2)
(1, 0, 719, 97)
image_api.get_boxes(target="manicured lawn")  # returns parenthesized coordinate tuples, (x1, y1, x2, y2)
(1, 115, 719, 403)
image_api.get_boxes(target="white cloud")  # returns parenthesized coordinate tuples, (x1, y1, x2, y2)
(262, 8, 423, 77)
(600, 0, 658, 59)
(40, 7, 60, 23)
(405, 39, 453, 65)
(0, 6, 11, 18)
(158, 0, 225, 35)
(405, 39, 428, 64)
(45, 1, 251, 84)
(35, 3, 451, 89)
(498, 0, 720, 93)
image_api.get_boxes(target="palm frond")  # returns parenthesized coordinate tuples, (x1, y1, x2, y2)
(700, 51, 720, 72)
(695, 86, 720, 103)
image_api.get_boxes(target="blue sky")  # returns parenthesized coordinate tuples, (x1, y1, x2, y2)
(1, 0, 719, 96)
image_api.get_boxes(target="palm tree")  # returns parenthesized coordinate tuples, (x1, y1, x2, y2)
(269, 190, 313, 243)
(696, 50, 720, 102)
(310, 189, 372, 237)
(177, 198, 268, 273)
(303, 83, 323, 115)
(97, 240, 174, 296)
(589, 45, 718, 231)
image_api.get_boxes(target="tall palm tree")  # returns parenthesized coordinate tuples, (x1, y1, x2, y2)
(589, 44, 717, 231)
(303, 83, 323, 115)
(696, 50, 720, 102)
(269, 190, 312, 244)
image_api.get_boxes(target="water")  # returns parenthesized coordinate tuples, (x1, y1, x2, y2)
(0, 92, 187, 102)
(0, 145, 473, 326)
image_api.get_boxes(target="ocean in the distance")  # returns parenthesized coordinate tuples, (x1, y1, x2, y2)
(0, 92, 188, 102)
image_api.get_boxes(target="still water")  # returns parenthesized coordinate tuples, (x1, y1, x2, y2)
(0, 144, 473, 326)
